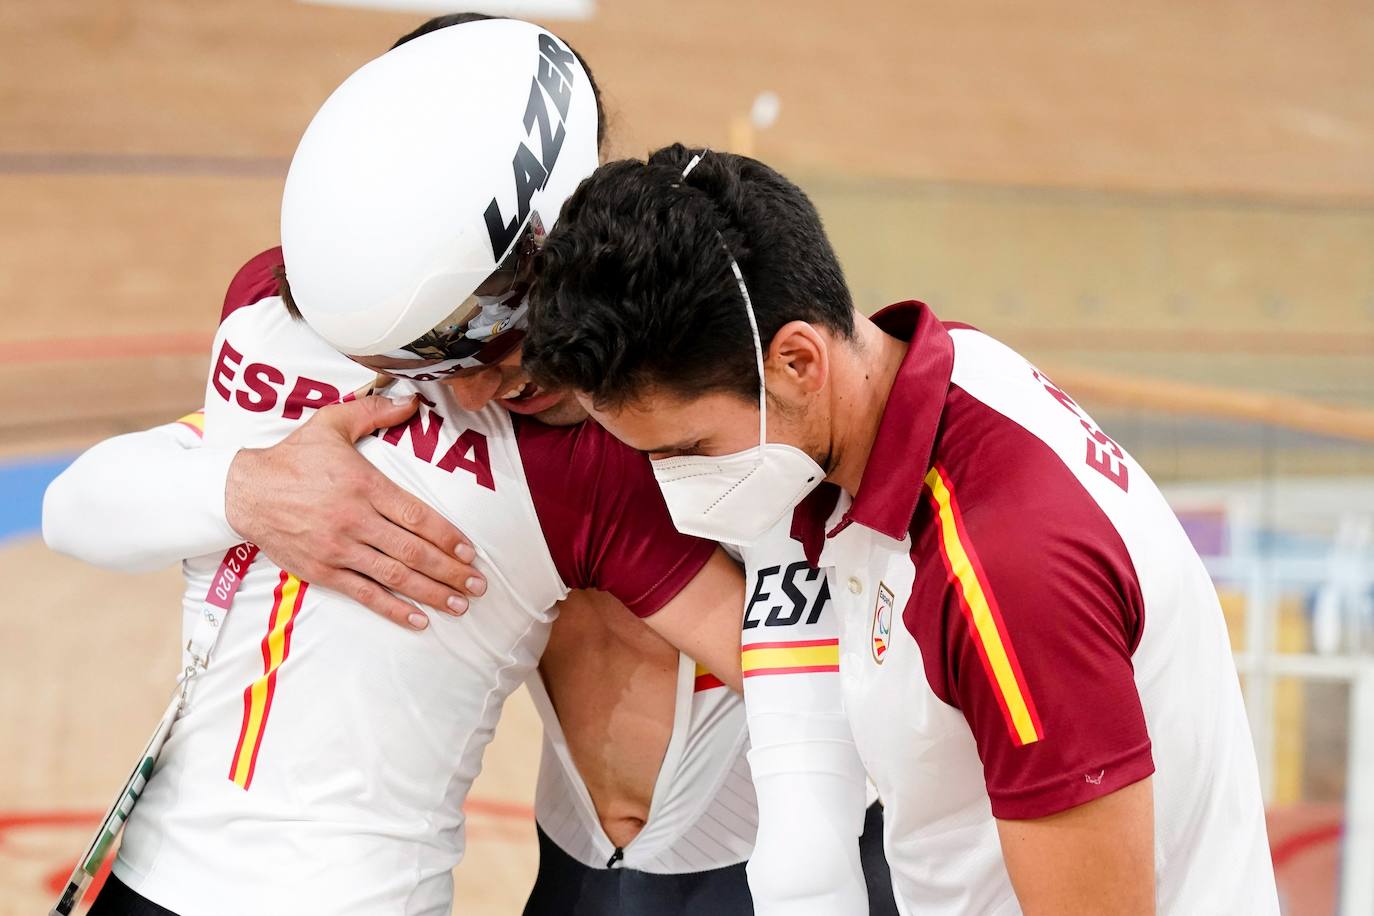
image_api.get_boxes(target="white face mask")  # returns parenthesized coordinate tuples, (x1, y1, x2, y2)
(649, 164, 826, 547)
(652, 439, 825, 548)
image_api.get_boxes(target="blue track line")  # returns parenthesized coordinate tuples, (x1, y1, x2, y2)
(0, 454, 78, 544)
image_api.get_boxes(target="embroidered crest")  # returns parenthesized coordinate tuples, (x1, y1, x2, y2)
(872, 582, 895, 664)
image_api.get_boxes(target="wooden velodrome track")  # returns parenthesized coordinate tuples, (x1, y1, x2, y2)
(2, 1, 1372, 912)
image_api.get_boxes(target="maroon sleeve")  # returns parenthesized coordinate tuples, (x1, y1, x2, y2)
(221, 247, 285, 324)
(514, 417, 717, 617)
(915, 440, 1154, 820)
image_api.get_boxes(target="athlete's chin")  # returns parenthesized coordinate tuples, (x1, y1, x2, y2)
(532, 399, 591, 426)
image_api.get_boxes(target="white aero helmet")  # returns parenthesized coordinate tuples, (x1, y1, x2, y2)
(280, 18, 599, 379)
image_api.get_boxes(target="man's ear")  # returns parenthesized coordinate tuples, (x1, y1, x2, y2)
(766, 321, 829, 395)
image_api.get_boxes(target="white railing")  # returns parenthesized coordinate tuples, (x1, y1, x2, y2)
(1182, 481, 1374, 916)
(1229, 653, 1374, 916)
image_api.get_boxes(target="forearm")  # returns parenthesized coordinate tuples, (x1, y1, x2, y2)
(641, 548, 746, 691)
(43, 425, 241, 570)
(746, 711, 870, 915)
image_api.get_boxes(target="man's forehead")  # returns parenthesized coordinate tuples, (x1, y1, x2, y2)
(588, 390, 754, 450)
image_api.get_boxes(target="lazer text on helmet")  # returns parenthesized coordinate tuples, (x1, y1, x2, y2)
(483, 33, 579, 261)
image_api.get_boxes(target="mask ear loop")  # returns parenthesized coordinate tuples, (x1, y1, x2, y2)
(726, 251, 768, 451)
(679, 151, 768, 452)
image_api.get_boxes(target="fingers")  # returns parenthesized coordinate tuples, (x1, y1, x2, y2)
(367, 471, 478, 569)
(349, 524, 482, 615)
(323, 567, 432, 631)
(308, 394, 420, 443)
(336, 461, 485, 610)
(221, 392, 493, 633)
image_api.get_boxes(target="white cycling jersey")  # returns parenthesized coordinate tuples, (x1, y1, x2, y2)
(45, 249, 715, 916)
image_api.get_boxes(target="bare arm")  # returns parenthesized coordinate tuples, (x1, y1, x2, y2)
(998, 777, 1155, 916)
(224, 394, 486, 629)
(638, 547, 745, 692)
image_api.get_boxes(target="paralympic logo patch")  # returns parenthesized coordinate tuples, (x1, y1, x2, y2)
(872, 582, 895, 664)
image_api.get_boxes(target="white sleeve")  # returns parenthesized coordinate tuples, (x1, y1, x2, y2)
(742, 577, 870, 915)
(42, 419, 242, 572)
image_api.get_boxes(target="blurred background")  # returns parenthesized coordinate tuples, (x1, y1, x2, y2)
(1, 1, 1371, 913)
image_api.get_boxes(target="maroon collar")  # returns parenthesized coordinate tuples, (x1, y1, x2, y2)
(791, 301, 955, 565)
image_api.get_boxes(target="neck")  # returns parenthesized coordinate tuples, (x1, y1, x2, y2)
(824, 315, 907, 495)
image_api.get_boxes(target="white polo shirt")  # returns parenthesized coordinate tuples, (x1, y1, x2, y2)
(783, 302, 1278, 915)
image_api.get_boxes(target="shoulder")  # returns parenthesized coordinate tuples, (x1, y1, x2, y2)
(221, 247, 285, 325)
(932, 330, 1152, 615)
(930, 367, 1119, 538)
(921, 386, 1143, 635)
(513, 413, 638, 476)
(946, 327, 1135, 496)
(512, 417, 655, 524)
(931, 464, 1140, 609)
(514, 417, 714, 614)
(909, 383, 1146, 711)
(203, 249, 372, 445)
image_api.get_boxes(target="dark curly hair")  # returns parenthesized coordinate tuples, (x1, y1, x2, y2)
(523, 144, 854, 409)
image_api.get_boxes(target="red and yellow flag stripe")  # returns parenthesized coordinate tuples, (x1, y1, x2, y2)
(925, 464, 1044, 747)
(228, 571, 307, 789)
(694, 663, 726, 692)
(176, 410, 206, 438)
(741, 638, 840, 679)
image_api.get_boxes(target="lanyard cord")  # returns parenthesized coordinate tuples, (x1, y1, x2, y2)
(180, 542, 260, 707)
